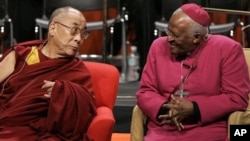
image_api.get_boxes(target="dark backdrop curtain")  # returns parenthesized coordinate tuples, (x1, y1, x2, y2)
(113, 0, 161, 78)
(8, 0, 43, 43)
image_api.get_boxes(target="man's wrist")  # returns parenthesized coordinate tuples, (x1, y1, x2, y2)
(192, 101, 201, 121)
(157, 101, 169, 120)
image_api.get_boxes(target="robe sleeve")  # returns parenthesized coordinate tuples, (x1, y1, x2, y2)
(136, 42, 171, 125)
(195, 43, 250, 125)
(47, 80, 96, 140)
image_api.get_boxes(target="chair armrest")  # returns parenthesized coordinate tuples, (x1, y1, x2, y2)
(86, 19, 116, 31)
(87, 106, 115, 141)
(130, 105, 147, 141)
(227, 109, 250, 139)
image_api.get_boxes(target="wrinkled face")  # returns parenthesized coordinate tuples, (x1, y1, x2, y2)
(49, 10, 87, 57)
(167, 12, 197, 56)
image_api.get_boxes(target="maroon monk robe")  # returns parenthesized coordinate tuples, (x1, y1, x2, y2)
(0, 40, 96, 141)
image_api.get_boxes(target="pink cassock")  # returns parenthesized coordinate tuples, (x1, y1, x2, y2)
(137, 35, 250, 141)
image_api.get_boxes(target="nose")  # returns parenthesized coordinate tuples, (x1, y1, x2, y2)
(74, 32, 82, 43)
(167, 35, 175, 42)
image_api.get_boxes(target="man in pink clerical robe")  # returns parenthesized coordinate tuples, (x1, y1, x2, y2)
(136, 3, 250, 141)
(0, 7, 96, 141)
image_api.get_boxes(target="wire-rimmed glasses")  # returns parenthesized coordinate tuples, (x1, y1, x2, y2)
(54, 22, 89, 39)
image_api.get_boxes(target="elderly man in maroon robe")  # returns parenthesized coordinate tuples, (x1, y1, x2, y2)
(136, 3, 250, 141)
(0, 7, 96, 141)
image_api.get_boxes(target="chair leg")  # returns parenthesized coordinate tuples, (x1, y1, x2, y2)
(130, 105, 146, 141)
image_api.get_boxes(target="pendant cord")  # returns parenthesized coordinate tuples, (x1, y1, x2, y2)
(170, 42, 207, 97)
(180, 61, 184, 93)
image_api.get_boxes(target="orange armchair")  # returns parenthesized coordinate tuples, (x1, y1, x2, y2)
(84, 61, 119, 141)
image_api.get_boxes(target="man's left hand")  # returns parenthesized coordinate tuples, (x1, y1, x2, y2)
(41, 80, 55, 98)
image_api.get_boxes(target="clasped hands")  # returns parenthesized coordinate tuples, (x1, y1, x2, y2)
(158, 95, 194, 131)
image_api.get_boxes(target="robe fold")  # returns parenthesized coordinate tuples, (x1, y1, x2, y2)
(0, 40, 96, 141)
(137, 35, 250, 141)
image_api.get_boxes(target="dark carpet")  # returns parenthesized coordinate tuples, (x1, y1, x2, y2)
(113, 81, 139, 133)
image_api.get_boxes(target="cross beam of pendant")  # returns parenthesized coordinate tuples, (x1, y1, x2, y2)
(174, 90, 189, 99)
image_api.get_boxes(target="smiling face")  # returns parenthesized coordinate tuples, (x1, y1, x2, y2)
(47, 7, 87, 58)
(167, 10, 199, 56)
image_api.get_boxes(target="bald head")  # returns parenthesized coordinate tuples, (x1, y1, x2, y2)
(48, 6, 86, 26)
(172, 9, 193, 25)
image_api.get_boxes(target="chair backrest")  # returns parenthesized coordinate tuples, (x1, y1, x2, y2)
(84, 61, 119, 109)
(154, 22, 235, 37)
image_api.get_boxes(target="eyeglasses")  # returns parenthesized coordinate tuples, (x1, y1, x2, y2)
(54, 22, 89, 39)
(166, 29, 179, 39)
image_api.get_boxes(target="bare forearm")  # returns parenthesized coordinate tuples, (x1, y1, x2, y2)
(0, 51, 16, 83)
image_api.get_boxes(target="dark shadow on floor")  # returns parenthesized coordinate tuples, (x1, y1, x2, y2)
(114, 81, 139, 133)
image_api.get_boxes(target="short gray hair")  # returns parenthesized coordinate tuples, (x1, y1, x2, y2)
(48, 6, 76, 26)
(188, 21, 209, 37)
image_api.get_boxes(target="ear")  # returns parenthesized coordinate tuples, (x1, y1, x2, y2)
(48, 23, 56, 36)
(193, 33, 201, 44)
